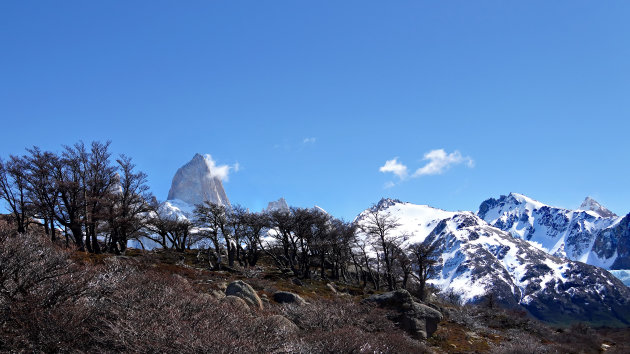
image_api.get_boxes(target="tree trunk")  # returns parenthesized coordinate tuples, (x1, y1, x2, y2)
(70, 224, 84, 251)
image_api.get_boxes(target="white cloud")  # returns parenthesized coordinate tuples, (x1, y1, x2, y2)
(203, 154, 240, 182)
(303, 137, 317, 144)
(379, 149, 474, 183)
(413, 149, 474, 177)
(379, 157, 408, 180)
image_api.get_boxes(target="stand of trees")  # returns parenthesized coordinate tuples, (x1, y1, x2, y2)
(1, 140, 440, 293)
(0, 141, 152, 254)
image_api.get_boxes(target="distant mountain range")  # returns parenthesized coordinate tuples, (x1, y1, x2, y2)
(355, 198, 630, 326)
(479, 193, 629, 270)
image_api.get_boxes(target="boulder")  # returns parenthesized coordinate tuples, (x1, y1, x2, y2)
(225, 280, 263, 309)
(365, 289, 413, 308)
(400, 301, 443, 339)
(364, 289, 443, 339)
(273, 291, 307, 305)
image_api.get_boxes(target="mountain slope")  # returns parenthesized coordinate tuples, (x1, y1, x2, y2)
(478, 193, 629, 269)
(356, 199, 630, 326)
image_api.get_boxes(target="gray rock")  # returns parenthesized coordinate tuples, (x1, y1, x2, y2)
(225, 280, 263, 310)
(264, 198, 290, 213)
(273, 291, 307, 305)
(365, 289, 413, 308)
(365, 289, 442, 339)
(401, 301, 443, 339)
(167, 153, 230, 207)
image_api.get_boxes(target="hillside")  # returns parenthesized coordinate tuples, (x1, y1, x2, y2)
(2, 222, 630, 353)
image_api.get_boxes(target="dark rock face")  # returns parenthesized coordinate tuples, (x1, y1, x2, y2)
(365, 289, 443, 339)
(522, 262, 630, 327)
(273, 291, 307, 305)
(594, 214, 630, 269)
(372, 198, 403, 211)
(478, 197, 500, 220)
(225, 280, 263, 310)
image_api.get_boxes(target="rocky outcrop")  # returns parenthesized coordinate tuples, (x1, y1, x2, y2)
(273, 291, 307, 305)
(225, 280, 263, 310)
(264, 198, 290, 213)
(365, 289, 443, 339)
(579, 197, 617, 218)
(167, 153, 230, 207)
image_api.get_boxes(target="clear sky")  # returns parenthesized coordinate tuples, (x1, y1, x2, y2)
(1, 1, 629, 220)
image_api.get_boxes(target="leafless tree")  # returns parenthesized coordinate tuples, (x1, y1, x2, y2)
(409, 241, 439, 301)
(24, 147, 60, 241)
(145, 203, 192, 252)
(359, 206, 401, 291)
(193, 201, 229, 268)
(0, 156, 31, 233)
(106, 155, 152, 254)
(240, 211, 269, 267)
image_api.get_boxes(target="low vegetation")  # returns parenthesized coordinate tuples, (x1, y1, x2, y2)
(2, 222, 629, 353)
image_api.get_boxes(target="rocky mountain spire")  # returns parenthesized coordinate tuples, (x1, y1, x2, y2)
(579, 197, 616, 218)
(167, 153, 230, 207)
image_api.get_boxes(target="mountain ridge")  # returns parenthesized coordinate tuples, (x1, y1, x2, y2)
(355, 198, 630, 326)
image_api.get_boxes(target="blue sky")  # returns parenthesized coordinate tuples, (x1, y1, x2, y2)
(1, 1, 629, 220)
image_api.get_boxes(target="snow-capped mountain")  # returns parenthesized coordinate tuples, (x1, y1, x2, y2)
(579, 197, 617, 218)
(160, 153, 231, 220)
(478, 193, 629, 269)
(356, 199, 630, 326)
(168, 153, 230, 207)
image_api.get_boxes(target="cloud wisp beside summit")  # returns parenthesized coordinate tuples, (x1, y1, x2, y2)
(379, 149, 474, 188)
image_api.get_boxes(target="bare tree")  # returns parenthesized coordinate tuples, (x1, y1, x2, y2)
(392, 243, 413, 289)
(240, 211, 269, 267)
(79, 141, 117, 253)
(53, 145, 87, 250)
(24, 147, 60, 241)
(267, 209, 297, 273)
(106, 155, 152, 254)
(409, 242, 439, 301)
(193, 202, 229, 268)
(359, 206, 401, 291)
(145, 203, 192, 252)
(227, 204, 248, 266)
(0, 156, 31, 233)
